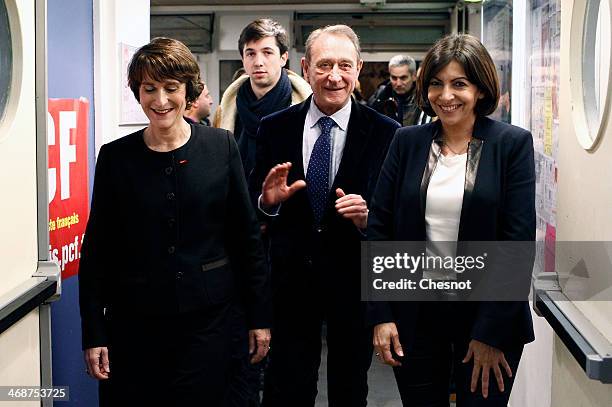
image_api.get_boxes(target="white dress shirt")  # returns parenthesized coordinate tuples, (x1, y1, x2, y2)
(303, 98, 351, 185)
(259, 98, 352, 216)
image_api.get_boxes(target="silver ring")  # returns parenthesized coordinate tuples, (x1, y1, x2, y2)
(375, 352, 381, 357)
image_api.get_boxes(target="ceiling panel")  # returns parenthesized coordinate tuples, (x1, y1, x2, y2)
(150, 14, 213, 53)
(151, 0, 454, 5)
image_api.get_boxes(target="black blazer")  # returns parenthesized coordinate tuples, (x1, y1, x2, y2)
(367, 117, 536, 351)
(250, 97, 399, 302)
(79, 124, 270, 350)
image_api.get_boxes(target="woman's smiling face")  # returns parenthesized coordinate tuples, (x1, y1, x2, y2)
(427, 60, 483, 128)
(139, 77, 187, 132)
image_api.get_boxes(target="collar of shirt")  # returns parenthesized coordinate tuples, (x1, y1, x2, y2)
(302, 98, 351, 183)
(305, 97, 352, 131)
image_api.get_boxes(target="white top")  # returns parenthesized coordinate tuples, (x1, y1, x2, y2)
(302, 98, 351, 185)
(424, 152, 466, 280)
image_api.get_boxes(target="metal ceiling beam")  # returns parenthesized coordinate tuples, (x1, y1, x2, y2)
(151, 2, 457, 14)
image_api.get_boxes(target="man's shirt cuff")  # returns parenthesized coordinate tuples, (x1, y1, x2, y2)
(258, 195, 281, 216)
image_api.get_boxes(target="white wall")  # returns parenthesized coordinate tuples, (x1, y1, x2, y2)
(549, 0, 612, 404)
(93, 0, 150, 154)
(551, 337, 612, 406)
(0, 1, 42, 399)
(0, 311, 41, 407)
(0, 0, 38, 296)
(557, 0, 612, 338)
(509, 310, 554, 407)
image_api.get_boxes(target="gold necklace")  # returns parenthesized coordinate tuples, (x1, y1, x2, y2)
(443, 140, 469, 155)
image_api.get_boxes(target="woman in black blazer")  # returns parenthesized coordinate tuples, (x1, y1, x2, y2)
(368, 34, 535, 406)
(79, 38, 271, 405)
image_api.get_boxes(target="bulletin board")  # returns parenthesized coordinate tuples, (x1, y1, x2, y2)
(528, 0, 561, 276)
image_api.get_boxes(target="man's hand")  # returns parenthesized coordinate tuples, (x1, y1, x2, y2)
(373, 322, 403, 367)
(262, 162, 306, 207)
(335, 188, 368, 229)
(249, 328, 271, 364)
(463, 339, 513, 398)
(84, 347, 110, 380)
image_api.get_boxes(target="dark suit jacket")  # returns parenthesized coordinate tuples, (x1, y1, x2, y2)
(367, 116, 536, 351)
(250, 97, 400, 306)
(79, 124, 270, 350)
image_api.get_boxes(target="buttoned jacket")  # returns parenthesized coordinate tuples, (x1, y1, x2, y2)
(79, 124, 270, 349)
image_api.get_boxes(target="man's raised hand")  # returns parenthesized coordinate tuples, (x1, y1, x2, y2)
(262, 162, 306, 206)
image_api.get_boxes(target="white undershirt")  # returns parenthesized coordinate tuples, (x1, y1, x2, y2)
(424, 152, 466, 280)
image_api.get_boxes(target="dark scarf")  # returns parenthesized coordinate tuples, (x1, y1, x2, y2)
(236, 69, 292, 176)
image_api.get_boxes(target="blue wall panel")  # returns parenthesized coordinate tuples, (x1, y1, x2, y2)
(48, 0, 97, 405)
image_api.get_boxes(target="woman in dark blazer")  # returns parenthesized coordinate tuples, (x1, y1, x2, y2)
(368, 34, 535, 406)
(79, 38, 271, 405)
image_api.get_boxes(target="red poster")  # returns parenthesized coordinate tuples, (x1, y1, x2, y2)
(48, 98, 90, 279)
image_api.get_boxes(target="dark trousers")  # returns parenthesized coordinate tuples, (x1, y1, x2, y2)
(228, 356, 264, 407)
(262, 300, 373, 407)
(226, 230, 271, 407)
(99, 303, 233, 406)
(226, 302, 258, 407)
(392, 303, 524, 407)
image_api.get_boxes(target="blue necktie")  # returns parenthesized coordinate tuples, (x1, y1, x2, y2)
(307, 116, 334, 224)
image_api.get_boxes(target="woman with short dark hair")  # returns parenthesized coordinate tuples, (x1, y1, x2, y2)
(368, 34, 535, 406)
(79, 37, 271, 405)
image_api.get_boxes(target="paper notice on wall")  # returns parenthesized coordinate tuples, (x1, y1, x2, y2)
(544, 86, 553, 155)
(534, 151, 557, 227)
(119, 43, 149, 125)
